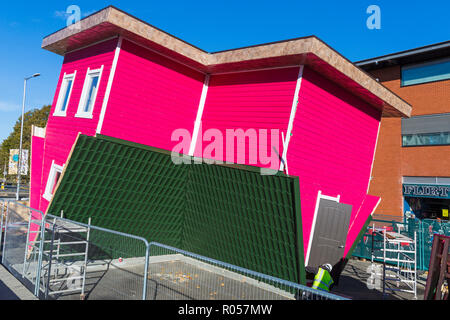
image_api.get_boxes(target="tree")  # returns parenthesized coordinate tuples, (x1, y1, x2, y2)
(0, 105, 51, 184)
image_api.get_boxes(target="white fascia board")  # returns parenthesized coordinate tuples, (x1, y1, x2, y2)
(367, 121, 381, 194)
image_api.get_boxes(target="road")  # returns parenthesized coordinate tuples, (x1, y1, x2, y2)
(0, 185, 29, 200)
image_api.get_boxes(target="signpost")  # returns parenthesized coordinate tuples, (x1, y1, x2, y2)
(8, 149, 28, 176)
(1, 161, 5, 190)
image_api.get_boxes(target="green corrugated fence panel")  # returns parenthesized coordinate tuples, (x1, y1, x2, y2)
(184, 163, 304, 284)
(48, 135, 187, 256)
(47, 134, 306, 284)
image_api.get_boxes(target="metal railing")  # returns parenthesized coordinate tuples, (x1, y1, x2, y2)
(1, 200, 44, 295)
(0, 200, 348, 300)
(0, 200, 150, 300)
(146, 242, 348, 300)
(38, 213, 150, 300)
(352, 217, 450, 270)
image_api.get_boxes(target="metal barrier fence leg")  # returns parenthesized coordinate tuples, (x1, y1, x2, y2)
(414, 231, 417, 299)
(22, 208, 33, 277)
(142, 243, 150, 300)
(80, 218, 91, 300)
(1, 202, 9, 264)
(0, 201, 4, 253)
(45, 223, 56, 299)
(382, 229, 386, 298)
(34, 214, 46, 297)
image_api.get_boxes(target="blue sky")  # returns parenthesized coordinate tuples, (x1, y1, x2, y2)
(0, 1, 449, 142)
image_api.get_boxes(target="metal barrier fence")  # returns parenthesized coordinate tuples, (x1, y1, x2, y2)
(352, 218, 450, 271)
(0, 200, 347, 300)
(1, 200, 44, 295)
(146, 242, 348, 300)
(0, 199, 150, 300)
(38, 213, 150, 300)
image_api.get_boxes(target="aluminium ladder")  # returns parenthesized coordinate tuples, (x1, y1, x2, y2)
(23, 212, 91, 299)
(370, 225, 417, 299)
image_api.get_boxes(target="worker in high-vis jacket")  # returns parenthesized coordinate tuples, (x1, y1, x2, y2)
(312, 263, 334, 292)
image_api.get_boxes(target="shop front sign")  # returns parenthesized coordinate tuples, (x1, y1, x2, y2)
(403, 184, 450, 199)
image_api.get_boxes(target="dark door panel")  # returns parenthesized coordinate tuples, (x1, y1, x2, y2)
(307, 199, 351, 269)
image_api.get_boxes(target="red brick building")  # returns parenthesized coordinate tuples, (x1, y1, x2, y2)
(357, 40, 450, 221)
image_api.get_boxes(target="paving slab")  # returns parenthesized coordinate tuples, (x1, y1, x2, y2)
(332, 258, 425, 300)
(0, 264, 37, 300)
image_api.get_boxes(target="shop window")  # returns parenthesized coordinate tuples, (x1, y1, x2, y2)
(402, 132, 450, 147)
(401, 57, 450, 86)
(402, 113, 450, 147)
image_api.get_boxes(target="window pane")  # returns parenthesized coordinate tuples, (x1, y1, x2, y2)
(52, 171, 61, 194)
(61, 79, 73, 112)
(402, 59, 450, 86)
(83, 75, 99, 113)
(402, 132, 450, 146)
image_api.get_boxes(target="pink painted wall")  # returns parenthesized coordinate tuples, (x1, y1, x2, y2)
(30, 135, 45, 210)
(100, 39, 205, 151)
(36, 38, 119, 213)
(287, 66, 382, 258)
(29, 134, 46, 243)
(345, 194, 380, 257)
(194, 67, 300, 169)
(31, 33, 383, 265)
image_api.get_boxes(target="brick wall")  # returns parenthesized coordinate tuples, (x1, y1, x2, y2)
(367, 65, 450, 218)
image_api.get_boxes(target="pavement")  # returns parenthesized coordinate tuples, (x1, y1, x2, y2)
(0, 225, 427, 301)
(0, 264, 37, 300)
(51, 256, 428, 300)
(0, 257, 428, 300)
(54, 257, 295, 300)
(332, 258, 426, 300)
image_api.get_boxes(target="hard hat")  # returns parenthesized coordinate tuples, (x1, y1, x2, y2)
(321, 263, 332, 272)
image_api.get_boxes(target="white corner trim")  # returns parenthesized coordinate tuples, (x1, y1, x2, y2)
(366, 121, 381, 194)
(188, 74, 210, 156)
(305, 190, 341, 266)
(372, 197, 382, 216)
(96, 37, 122, 134)
(280, 65, 304, 172)
(75, 65, 104, 119)
(281, 131, 289, 174)
(42, 160, 64, 202)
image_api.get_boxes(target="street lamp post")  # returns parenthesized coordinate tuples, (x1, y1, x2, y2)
(16, 73, 40, 201)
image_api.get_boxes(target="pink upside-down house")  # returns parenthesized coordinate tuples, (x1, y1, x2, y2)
(30, 6, 411, 270)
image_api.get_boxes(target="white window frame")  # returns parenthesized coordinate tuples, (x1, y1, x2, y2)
(75, 66, 104, 119)
(54, 71, 76, 117)
(42, 160, 64, 201)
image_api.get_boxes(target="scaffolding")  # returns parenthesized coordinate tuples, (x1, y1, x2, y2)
(370, 225, 417, 299)
(22, 212, 91, 299)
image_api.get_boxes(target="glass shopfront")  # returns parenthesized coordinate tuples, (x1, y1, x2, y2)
(403, 183, 450, 220)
